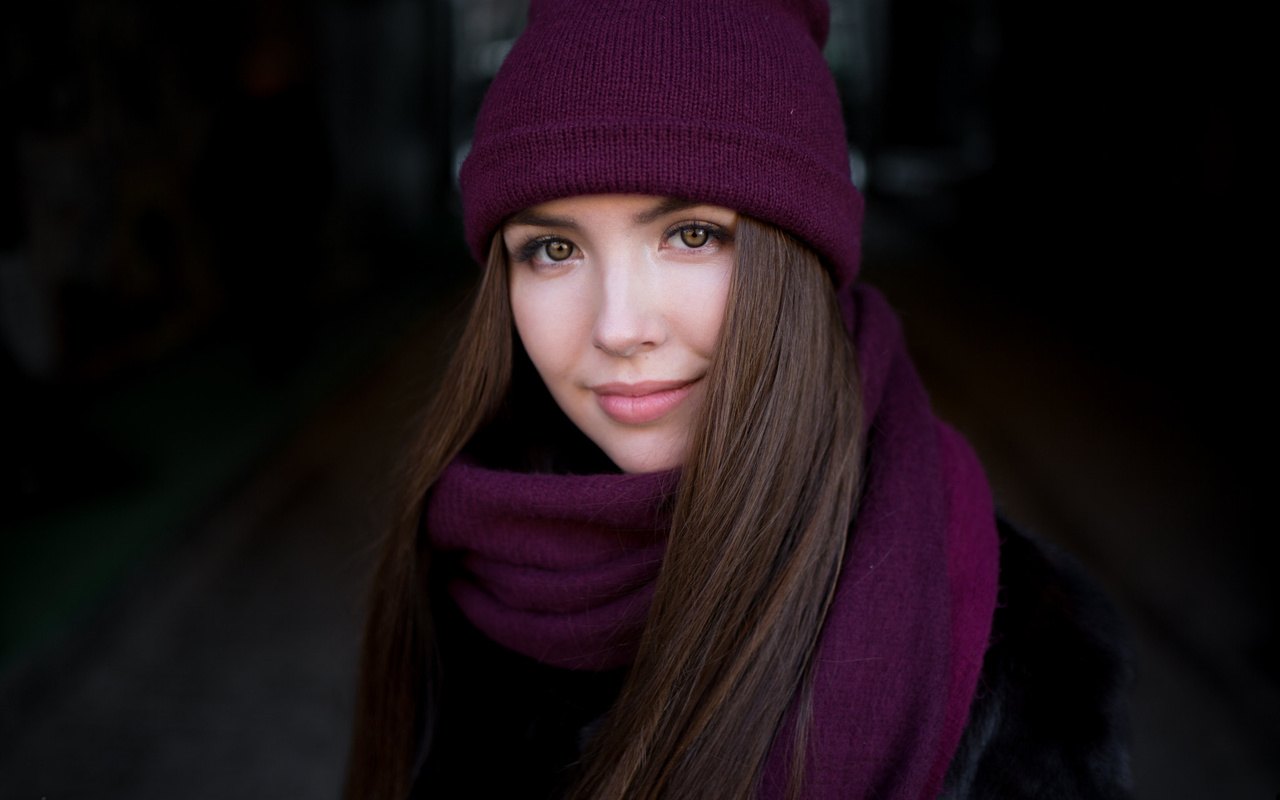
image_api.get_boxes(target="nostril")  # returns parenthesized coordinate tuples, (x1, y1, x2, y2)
(592, 323, 660, 357)
(593, 335, 648, 358)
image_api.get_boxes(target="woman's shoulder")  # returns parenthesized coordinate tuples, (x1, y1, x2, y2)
(942, 518, 1135, 799)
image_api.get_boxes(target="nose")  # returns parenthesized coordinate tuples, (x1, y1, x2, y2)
(591, 256, 664, 358)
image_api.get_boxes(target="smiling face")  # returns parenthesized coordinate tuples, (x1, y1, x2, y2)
(504, 194, 736, 473)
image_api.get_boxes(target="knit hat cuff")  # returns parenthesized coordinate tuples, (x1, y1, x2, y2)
(461, 117, 864, 287)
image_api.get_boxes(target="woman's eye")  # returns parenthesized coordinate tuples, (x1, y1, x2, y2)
(678, 227, 709, 248)
(670, 226, 721, 248)
(543, 240, 574, 261)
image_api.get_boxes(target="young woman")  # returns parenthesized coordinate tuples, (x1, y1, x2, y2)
(345, 1, 1132, 798)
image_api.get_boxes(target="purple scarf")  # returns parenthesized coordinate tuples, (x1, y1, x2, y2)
(426, 284, 999, 799)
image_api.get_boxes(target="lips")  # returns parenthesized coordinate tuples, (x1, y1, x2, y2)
(592, 379, 698, 425)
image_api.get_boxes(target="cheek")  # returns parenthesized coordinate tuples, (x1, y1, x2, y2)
(669, 258, 733, 357)
(509, 275, 585, 381)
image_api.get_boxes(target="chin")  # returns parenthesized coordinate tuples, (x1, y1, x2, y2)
(600, 433, 685, 474)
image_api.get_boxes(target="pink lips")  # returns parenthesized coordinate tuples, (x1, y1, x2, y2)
(592, 379, 698, 424)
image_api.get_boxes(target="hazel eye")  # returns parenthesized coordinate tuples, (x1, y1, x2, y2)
(544, 240, 574, 261)
(679, 227, 709, 248)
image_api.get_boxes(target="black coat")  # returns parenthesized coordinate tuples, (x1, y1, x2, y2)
(940, 519, 1133, 798)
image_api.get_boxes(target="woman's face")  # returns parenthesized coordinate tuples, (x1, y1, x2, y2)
(504, 194, 736, 473)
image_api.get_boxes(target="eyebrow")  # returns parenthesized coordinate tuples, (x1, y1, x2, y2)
(505, 198, 704, 231)
(632, 197, 700, 224)
(506, 210, 580, 230)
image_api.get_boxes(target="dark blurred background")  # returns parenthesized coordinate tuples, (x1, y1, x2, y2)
(0, 0, 1272, 797)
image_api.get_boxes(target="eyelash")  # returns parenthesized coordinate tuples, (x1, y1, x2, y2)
(510, 221, 732, 264)
(664, 221, 732, 250)
(511, 235, 573, 264)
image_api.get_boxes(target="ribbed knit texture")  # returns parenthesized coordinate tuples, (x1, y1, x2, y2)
(426, 284, 1000, 799)
(460, 0, 865, 287)
(427, 463, 676, 670)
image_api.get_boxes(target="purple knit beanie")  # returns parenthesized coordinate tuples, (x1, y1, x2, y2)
(459, 0, 864, 287)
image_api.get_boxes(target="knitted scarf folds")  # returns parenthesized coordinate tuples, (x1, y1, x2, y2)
(426, 285, 999, 799)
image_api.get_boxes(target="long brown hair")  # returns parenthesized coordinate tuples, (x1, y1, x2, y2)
(344, 215, 862, 800)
